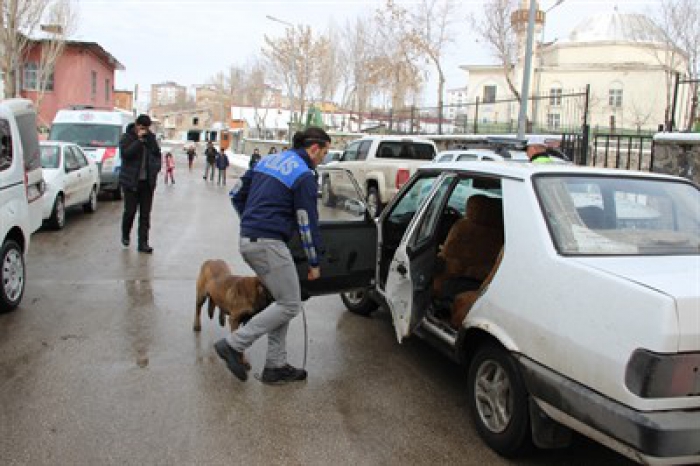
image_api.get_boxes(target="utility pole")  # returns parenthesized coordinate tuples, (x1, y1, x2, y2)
(517, 0, 538, 139)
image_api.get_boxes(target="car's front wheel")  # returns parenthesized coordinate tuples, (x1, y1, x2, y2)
(0, 240, 25, 312)
(467, 344, 531, 458)
(48, 194, 66, 230)
(341, 288, 378, 316)
(83, 186, 98, 213)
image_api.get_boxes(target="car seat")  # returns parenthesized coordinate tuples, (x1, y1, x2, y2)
(432, 195, 504, 302)
(450, 248, 504, 329)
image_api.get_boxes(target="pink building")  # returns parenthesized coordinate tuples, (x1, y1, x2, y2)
(20, 40, 124, 128)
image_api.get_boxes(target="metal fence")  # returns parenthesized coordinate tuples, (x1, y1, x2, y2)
(332, 89, 588, 136)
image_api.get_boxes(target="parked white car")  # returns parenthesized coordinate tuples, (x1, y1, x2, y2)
(434, 148, 529, 163)
(291, 162, 700, 465)
(40, 141, 100, 229)
(0, 99, 45, 312)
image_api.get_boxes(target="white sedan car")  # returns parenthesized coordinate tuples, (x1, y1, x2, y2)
(40, 141, 100, 229)
(291, 163, 700, 465)
(434, 148, 530, 163)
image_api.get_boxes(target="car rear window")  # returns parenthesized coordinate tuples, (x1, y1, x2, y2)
(0, 118, 12, 171)
(49, 123, 121, 147)
(535, 175, 700, 255)
(377, 142, 435, 160)
(40, 145, 60, 169)
(16, 113, 41, 171)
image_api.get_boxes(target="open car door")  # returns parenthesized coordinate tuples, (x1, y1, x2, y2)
(288, 167, 377, 298)
(382, 173, 456, 342)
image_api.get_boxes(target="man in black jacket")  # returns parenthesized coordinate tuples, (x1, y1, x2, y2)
(119, 114, 161, 253)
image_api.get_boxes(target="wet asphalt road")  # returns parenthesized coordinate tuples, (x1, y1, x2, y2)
(0, 150, 632, 465)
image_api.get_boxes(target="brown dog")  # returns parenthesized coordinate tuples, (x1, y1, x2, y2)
(194, 260, 272, 334)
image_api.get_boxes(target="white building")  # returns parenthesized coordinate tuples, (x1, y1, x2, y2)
(460, 5, 687, 132)
(446, 86, 469, 120)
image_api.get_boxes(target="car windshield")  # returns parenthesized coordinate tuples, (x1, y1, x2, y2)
(40, 145, 60, 169)
(49, 123, 121, 147)
(535, 175, 700, 255)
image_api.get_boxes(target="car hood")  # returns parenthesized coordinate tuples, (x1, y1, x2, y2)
(574, 256, 700, 351)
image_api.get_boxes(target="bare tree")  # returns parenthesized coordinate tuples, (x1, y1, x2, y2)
(654, 0, 699, 130)
(375, 0, 425, 126)
(337, 16, 380, 130)
(0, 0, 48, 97)
(263, 24, 324, 126)
(244, 59, 273, 136)
(397, 0, 459, 133)
(34, 0, 77, 116)
(471, 0, 521, 100)
(314, 26, 341, 106)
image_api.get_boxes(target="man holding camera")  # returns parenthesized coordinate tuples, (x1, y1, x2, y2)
(119, 114, 162, 254)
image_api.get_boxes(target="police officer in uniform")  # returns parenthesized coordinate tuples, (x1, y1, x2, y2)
(215, 127, 330, 385)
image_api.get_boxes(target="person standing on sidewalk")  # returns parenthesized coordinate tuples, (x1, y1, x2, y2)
(119, 114, 161, 254)
(203, 142, 217, 181)
(216, 149, 229, 186)
(215, 127, 330, 385)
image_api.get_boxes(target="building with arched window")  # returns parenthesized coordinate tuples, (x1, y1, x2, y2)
(460, 7, 687, 133)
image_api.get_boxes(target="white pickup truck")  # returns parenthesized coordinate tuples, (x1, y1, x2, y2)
(322, 135, 437, 216)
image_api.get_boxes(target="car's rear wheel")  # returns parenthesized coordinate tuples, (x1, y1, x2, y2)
(0, 240, 25, 312)
(467, 344, 531, 458)
(321, 177, 336, 207)
(83, 186, 98, 213)
(341, 288, 378, 316)
(48, 194, 66, 230)
(366, 186, 382, 217)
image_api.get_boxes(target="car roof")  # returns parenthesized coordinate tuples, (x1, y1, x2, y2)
(358, 135, 435, 143)
(419, 160, 692, 182)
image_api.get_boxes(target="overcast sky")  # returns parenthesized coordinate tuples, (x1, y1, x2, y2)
(73, 0, 665, 104)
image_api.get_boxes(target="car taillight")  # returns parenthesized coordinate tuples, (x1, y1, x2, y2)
(396, 169, 410, 189)
(102, 147, 117, 162)
(24, 168, 44, 203)
(625, 349, 700, 398)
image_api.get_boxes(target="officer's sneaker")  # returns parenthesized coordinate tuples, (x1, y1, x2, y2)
(261, 364, 307, 385)
(214, 339, 248, 381)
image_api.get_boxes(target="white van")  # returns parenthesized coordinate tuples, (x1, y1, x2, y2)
(49, 107, 133, 199)
(0, 99, 45, 311)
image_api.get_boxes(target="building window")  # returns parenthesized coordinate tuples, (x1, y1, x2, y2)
(105, 78, 110, 102)
(547, 113, 561, 129)
(483, 85, 497, 104)
(91, 71, 97, 100)
(609, 88, 623, 108)
(550, 88, 562, 106)
(22, 63, 38, 90)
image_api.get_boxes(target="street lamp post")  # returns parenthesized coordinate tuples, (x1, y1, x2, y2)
(266, 15, 296, 144)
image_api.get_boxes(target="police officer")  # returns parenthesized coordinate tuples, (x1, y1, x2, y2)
(526, 138, 554, 163)
(215, 127, 330, 385)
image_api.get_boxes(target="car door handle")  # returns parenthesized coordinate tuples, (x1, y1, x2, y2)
(396, 263, 407, 276)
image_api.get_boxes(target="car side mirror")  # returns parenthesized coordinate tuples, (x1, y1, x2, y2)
(343, 198, 367, 218)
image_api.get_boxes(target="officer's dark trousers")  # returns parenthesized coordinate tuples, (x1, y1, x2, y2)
(122, 180, 154, 245)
